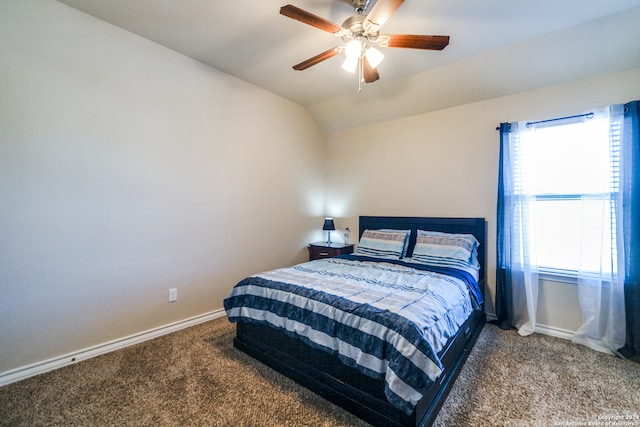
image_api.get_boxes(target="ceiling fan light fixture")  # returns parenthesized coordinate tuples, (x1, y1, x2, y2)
(365, 46, 384, 68)
(341, 55, 359, 73)
(280, 0, 451, 90)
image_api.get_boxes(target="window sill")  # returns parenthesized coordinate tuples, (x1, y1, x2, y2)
(538, 269, 578, 285)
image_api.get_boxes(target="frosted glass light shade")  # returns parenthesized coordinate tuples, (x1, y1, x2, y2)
(365, 47, 384, 68)
(341, 56, 358, 73)
(344, 40, 362, 58)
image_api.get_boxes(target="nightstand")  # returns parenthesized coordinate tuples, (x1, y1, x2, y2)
(308, 242, 354, 261)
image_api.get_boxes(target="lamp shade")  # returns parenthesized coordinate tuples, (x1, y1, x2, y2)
(322, 217, 336, 231)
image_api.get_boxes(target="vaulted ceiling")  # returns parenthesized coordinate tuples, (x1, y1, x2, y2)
(57, 0, 640, 131)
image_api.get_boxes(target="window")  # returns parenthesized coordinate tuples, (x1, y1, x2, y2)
(515, 113, 619, 276)
(496, 101, 638, 349)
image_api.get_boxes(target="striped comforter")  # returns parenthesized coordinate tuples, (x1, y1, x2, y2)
(224, 255, 481, 415)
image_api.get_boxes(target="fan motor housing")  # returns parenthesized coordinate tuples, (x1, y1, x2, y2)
(342, 14, 379, 40)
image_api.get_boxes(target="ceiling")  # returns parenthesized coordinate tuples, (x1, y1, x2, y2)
(57, 0, 640, 131)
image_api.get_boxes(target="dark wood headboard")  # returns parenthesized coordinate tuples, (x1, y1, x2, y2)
(359, 216, 487, 291)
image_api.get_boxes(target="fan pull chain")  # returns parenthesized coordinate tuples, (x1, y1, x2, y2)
(358, 56, 363, 93)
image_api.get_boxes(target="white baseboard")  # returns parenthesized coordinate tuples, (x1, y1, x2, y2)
(534, 323, 575, 340)
(0, 309, 227, 387)
(484, 311, 575, 340)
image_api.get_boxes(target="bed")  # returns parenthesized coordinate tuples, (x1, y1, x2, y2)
(224, 216, 486, 427)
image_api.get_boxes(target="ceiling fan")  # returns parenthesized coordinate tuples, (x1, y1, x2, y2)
(280, 0, 450, 87)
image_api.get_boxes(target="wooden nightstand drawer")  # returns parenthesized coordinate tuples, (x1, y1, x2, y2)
(308, 242, 354, 261)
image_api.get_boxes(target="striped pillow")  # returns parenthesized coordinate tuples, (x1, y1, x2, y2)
(380, 229, 411, 258)
(354, 229, 409, 259)
(412, 230, 479, 269)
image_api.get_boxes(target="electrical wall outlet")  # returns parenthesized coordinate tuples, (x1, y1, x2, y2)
(168, 288, 177, 302)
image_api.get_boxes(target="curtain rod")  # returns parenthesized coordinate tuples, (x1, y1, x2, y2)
(525, 112, 594, 128)
(495, 112, 594, 131)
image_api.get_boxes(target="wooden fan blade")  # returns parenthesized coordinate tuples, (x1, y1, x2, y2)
(280, 4, 343, 34)
(384, 34, 450, 50)
(292, 47, 341, 71)
(364, 0, 404, 30)
(362, 58, 380, 83)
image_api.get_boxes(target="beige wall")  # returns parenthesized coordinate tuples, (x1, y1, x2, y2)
(325, 67, 640, 327)
(0, 0, 326, 373)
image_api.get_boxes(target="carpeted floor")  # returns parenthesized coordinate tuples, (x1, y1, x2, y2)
(1, 317, 638, 426)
